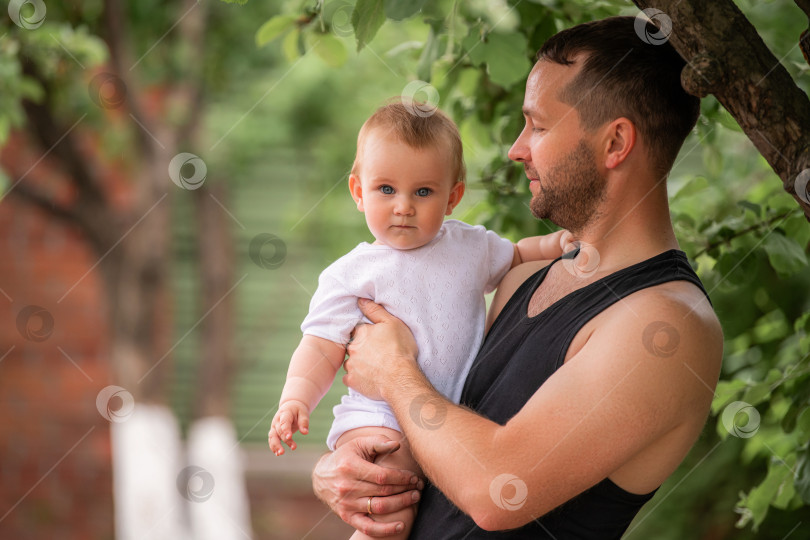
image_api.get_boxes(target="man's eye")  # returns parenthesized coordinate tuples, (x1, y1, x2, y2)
(416, 188, 432, 197)
(380, 185, 394, 195)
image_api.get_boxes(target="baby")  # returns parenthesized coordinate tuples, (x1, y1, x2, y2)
(268, 100, 568, 539)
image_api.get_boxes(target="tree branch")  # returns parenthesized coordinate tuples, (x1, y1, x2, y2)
(102, 0, 157, 155)
(633, 0, 810, 220)
(20, 60, 106, 209)
(8, 183, 113, 253)
(174, 0, 209, 147)
(10, 183, 79, 225)
(692, 209, 802, 258)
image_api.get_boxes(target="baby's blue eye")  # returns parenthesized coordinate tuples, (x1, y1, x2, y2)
(380, 185, 394, 195)
(416, 188, 431, 197)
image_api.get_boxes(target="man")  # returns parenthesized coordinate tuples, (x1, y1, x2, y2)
(311, 16, 723, 538)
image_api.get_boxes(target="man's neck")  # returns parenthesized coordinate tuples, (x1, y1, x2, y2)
(574, 182, 678, 275)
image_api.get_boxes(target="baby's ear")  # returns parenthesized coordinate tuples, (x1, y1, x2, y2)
(348, 174, 364, 211)
(445, 181, 466, 215)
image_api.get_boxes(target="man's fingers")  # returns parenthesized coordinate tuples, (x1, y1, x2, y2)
(348, 513, 405, 538)
(368, 489, 421, 514)
(357, 298, 390, 323)
(353, 459, 421, 490)
(370, 438, 400, 456)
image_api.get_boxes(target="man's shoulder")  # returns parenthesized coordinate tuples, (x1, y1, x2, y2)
(585, 279, 723, 375)
(613, 279, 718, 329)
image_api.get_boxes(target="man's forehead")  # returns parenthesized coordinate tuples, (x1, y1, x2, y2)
(528, 58, 581, 89)
(523, 59, 581, 111)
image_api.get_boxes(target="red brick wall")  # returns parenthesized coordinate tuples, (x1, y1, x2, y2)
(0, 135, 114, 539)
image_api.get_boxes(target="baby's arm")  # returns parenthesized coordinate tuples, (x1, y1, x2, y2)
(511, 228, 573, 267)
(269, 335, 346, 455)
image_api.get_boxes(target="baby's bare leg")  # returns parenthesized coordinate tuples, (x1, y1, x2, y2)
(335, 426, 423, 540)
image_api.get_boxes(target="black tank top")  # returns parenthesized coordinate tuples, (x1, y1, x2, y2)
(410, 249, 709, 539)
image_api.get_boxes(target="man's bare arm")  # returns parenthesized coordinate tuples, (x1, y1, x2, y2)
(344, 291, 722, 530)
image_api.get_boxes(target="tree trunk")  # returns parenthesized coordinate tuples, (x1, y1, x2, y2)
(192, 182, 238, 419)
(633, 0, 810, 219)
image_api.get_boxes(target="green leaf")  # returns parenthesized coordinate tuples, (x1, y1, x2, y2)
(738, 200, 762, 218)
(717, 106, 743, 132)
(672, 175, 708, 199)
(742, 382, 772, 406)
(702, 145, 723, 178)
(19, 77, 44, 103)
(483, 33, 530, 89)
(352, 0, 386, 51)
(384, 0, 428, 20)
(416, 23, 440, 82)
(762, 233, 808, 276)
(795, 449, 810, 504)
(752, 309, 790, 344)
(795, 311, 810, 334)
(311, 33, 348, 67)
(255, 15, 296, 47)
(0, 166, 9, 192)
(738, 456, 796, 530)
(282, 28, 301, 62)
(782, 402, 802, 433)
(711, 379, 747, 414)
(461, 23, 486, 66)
(798, 407, 810, 439)
(0, 116, 9, 146)
(715, 248, 758, 288)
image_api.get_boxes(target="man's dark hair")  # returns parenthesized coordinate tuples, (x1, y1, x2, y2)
(538, 16, 700, 177)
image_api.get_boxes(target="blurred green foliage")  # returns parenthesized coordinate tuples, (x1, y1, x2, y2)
(2, 0, 809, 536)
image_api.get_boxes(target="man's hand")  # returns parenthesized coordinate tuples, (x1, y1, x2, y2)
(343, 298, 419, 401)
(312, 435, 424, 537)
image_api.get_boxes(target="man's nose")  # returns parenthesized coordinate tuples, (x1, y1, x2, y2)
(508, 128, 529, 163)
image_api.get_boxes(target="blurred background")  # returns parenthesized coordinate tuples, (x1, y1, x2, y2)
(1, 0, 809, 538)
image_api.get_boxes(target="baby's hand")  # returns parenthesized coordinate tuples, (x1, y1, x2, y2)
(556, 229, 575, 254)
(268, 400, 310, 456)
(536, 229, 574, 259)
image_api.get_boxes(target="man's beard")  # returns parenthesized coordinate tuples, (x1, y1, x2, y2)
(529, 140, 607, 234)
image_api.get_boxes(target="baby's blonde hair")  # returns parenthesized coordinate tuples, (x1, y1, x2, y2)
(351, 99, 466, 184)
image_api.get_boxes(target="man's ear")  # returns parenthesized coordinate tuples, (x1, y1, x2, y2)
(445, 181, 466, 215)
(603, 118, 636, 170)
(348, 174, 364, 211)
